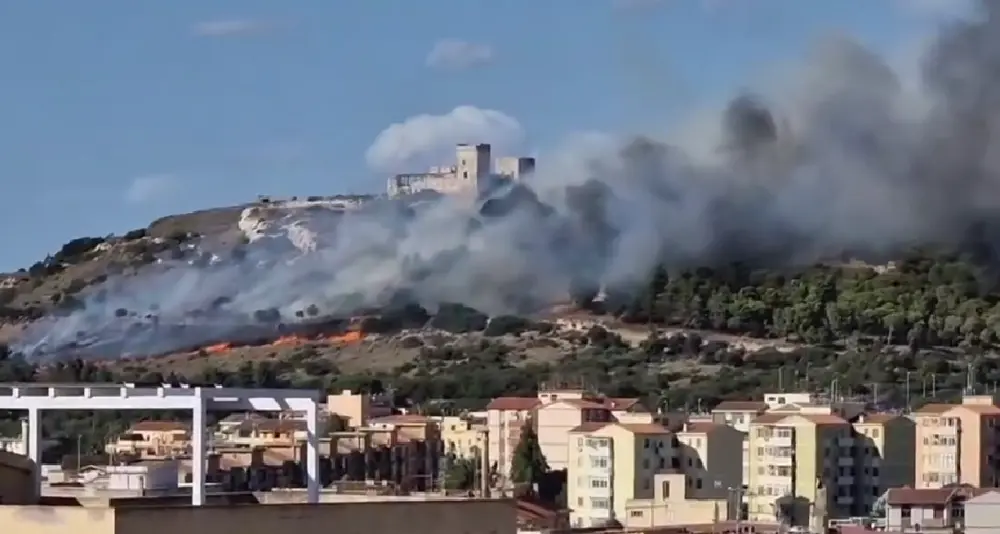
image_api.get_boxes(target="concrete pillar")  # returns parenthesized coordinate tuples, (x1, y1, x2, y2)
(305, 401, 320, 503)
(191, 396, 206, 506)
(27, 409, 42, 499)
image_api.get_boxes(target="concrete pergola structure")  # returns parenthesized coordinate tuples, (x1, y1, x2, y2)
(0, 382, 322, 506)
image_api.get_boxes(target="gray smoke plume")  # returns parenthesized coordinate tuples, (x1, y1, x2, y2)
(15, 2, 1000, 360)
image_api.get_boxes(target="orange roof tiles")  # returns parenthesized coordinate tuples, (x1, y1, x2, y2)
(487, 397, 543, 411)
(799, 414, 848, 425)
(569, 422, 611, 433)
(750, 413, 788, 424)
(914, 403, 954, 415)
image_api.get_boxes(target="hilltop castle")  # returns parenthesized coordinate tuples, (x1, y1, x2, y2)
(386, 143, 535, 198)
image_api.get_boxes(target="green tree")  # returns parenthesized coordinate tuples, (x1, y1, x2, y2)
(510, 421, 549, 486)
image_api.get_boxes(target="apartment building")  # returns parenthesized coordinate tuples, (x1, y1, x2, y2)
(108, 421, 190, 458)
(914, 394, 1000, 489)
(487, 396, 541, 484)
(746, 412, 852, 525)
(436, 416, 486, 460)
(852, 413, 915, 514)
(536, 398, 613, 471)
(711, 401, 768, 487)
(677, 422, 744, 494)
(487, 389, 645, 484)
(567, 421, 674, 528)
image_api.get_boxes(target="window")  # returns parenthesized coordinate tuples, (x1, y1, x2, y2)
(643, 459, 650, 469)
(901, 506, 911, 518)
(872, 428, 880, 438)
(590, 498, 610, 509)
(590, 457, 609, 469)
(696, 478, 703, 489)
(644, 438, 650, 449)
(630, 510, 644, 518)
(933, 506, 944, 519)
(643, 478, 651, 490)
(659, 458, 666, 469)
(463, 171, 469, 179)
(590, 478, 609, 489)
(661, 481, 671, 498)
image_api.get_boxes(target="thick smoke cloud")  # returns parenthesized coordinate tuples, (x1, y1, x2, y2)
(16, 2, 1000, 360)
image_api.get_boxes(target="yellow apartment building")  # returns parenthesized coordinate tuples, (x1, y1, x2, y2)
(746, 412, 853, 525)
(437, 416, 486, 459)
(108, 421, 191, 458)
(913, 394, 1000, 489)
(677, 422, 744, 493)
(536, 398, 613, 471)
(487, 389, 644, 484)
(567, 421, 674, 528)
(624, 472, 732, 528)
(852, 413, 915, 513)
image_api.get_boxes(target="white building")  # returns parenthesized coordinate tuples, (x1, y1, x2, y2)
(386, 144, 535, 198)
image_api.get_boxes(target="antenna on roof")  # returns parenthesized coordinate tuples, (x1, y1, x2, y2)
(966, 362, 976, 395)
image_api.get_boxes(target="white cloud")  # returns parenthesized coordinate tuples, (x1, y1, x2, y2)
(125, 174, 178, 205)
(425, 40, 495, 71)
(191, 19, 277, 37)
(366, 106, 524, 173)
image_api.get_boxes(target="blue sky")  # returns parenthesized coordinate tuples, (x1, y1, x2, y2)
(0, 0, 968, 271)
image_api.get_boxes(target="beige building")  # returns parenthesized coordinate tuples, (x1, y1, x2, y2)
(913, 394, 1000, 489)
(325, 389, 393, 428)
(746, 412, 852, 525)
(536, 398, 613, 472)
(624, 472, 732, 528)
(567, 421, 674, 527)
(107, 421, 190, 459)
(437, 416, 486, 460)
(852, 413, 915, 513)
(710, 401, 769, 487)
(486, 396, 540, 485)
(677, 422, 744, 494)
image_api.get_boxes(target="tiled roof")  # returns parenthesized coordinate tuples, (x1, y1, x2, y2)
(799, 414, 849, 425)
(252, 419, 307, 432)
(886, 488, 956, 506)
(914, 403, 954, 415)
(750, 413, 788, 425)
(486, 397, 542, 411)
(713, 401, 769, 412)
(129, 420, 189, 432)
(569, 422, 610, 433)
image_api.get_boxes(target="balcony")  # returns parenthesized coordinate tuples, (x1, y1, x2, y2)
(838, 456, 854, 467)
(770, 455, 794, 467)
(767, 435, 794, 447)
(837, 476, 854, 486)
(836, 495, 854, 506)
(838, 437, 853, 447)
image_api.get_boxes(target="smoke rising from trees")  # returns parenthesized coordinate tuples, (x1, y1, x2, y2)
(16, 2, 1000, 360)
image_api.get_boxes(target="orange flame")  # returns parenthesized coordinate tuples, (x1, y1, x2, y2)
(205, 342, 232, 354)
(271, 335, 303, 347)
(326, 331, 363, 344)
